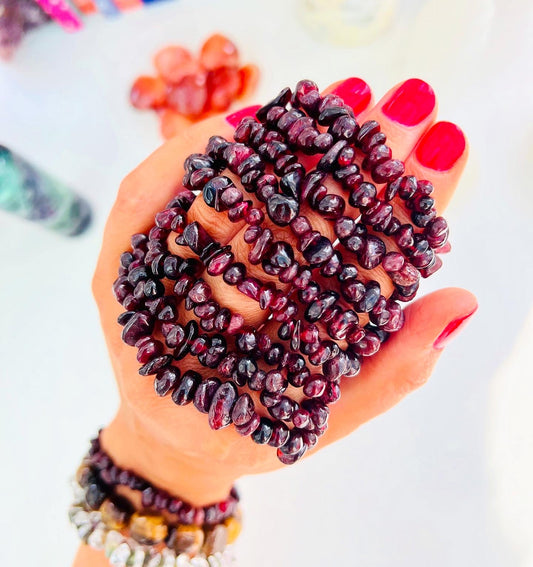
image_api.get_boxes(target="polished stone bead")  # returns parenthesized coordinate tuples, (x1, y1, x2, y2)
(208, 382, 238, 429)
(287, 116, 315, 146)
(362, 201, 393, 232)
(265, 370, 288, 394)
(247, 369, 266, 391)
(230, 393, 255, 426)
(280, 169, 304, 200)
(174, 320, 198, 360)
(171, 525, 205, 555)
(130, 514, 168, 545)
(313, 132, 334, 152)
(192, 378, 220, 414)
(302, 399, 330, 428)
(353, 281, 381, 313)
(279, 431, 304, 455)
(262, 241, 295, 274)
(356, 120, 380, 147)
(305, 291, 339, 322)
(266, 193, 299, 226)
(357, 235, 386, 269)
(251, 417, 274, 444)
(321, 381, 341, 404)
(317, 194, 345, 220)
(382, 252, 405, 273)
(395, 224, 415, 251)
(182, 222, 214, 256)
(223, 143, 255, 174)
(349, 182, 377, 208)
(328, 310, 359, 340)
(382, 300, 405, 332)
(223, 263, 246, 286)
(218, 353, 238, 378)
(138, 355, 172, 376)
(301, 233, 334, 265)
(256, 86, 292, 122)
(164, 324, 185, 350)
(298, 281, 320, 305)
(248, 228, 273, 264)
(277, 444, 307, 465)
(317, 140, 347, 171)
(396, 175, 418, 199)
(154, 366, 180, 397)
(235, 412, 261, 436)
(237, 277, 261, 301)
(122, 312, 154, 346)
(279, 262, 300, 284)
(424, 216, 449, 248)
(86, 481, 108, 510)
(135, 337, 163, 364)
(269, 396, 297, 421)
(303, 374, 327, 398)
(204, 525, 228, 556)
(330, 114, 359, 141)
(227, 313, 245, 335)
(189, 280, 212, 304)
(172, 371, 201, 405)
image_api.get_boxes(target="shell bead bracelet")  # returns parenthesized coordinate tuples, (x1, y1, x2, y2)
(112, 80, 451, 464)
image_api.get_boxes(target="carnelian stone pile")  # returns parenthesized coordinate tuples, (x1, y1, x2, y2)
(130, 34, 259, 140)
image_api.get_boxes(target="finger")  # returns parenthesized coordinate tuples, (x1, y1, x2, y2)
(405, 121, 469, 211)
(318, 287, 478, 446)
(93, 114, 236, 297)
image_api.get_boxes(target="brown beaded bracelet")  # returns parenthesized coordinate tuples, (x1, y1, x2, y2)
(81, 432, 239, 526)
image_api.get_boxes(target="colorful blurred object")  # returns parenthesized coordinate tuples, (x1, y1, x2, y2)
(0, 0, 180, 59)
(0, 145, 92, 236)
(130, 34, 260, 139)
(0, 0, 50, 59)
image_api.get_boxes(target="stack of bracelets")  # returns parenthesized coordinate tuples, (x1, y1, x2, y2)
(112, 79, 449, 464)
(71, 78, 451, 564)
(70, 433, 241, 566)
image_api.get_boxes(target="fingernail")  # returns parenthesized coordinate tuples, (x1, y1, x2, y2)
(416, 121, 466, 171)
(382, 78, 435, 126)
(433, 306, 477, 350)
(225, 105, 261, 127)
(332, 77, 372, 115)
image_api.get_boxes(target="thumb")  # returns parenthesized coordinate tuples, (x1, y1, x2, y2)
(324, 287, 478, 444)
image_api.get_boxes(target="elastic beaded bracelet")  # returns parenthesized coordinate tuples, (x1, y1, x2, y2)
(69, 502, 238, 567)
(81, 433, 240, 526)
(111, 79, 452, 464)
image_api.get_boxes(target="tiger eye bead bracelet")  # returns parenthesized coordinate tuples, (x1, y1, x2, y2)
(113, 80, 450, 465)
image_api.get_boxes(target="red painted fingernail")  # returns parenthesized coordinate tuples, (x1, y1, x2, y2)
(225, 105, 261, 127)
(332, 77, 372, 115)
(416, 121, 467, 171)
(433, 306, 477, 350)
(382, 78, 435, 126)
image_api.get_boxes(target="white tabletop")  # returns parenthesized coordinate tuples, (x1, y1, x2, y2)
(1, 0, 532, 565)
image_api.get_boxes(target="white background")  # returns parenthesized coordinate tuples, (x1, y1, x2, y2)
(1, 0, 532, 565)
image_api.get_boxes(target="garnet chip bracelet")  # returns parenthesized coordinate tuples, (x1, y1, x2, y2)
(112, 79, 451, 465)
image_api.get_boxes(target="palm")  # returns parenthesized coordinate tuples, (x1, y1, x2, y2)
(92, 77, 475, 481)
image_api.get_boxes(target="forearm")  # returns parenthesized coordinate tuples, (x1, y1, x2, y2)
(101, 403, 236, 506)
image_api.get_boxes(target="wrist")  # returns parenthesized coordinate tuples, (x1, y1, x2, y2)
(101, 404, 237, 507)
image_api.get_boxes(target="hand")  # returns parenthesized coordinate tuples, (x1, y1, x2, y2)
(90, 77, 477, 509)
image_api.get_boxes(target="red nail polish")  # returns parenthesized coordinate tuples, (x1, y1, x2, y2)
(416, 121, 466, 171)
(332, 77, 372, 115)
(382, 78, 435, 126)
(225, 105, 261, 127)
(433, 306, 477, 350)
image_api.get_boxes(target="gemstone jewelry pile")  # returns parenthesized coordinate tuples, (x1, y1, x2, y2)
(113, 80, 450, 465)
(70, 435, 241, 566)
